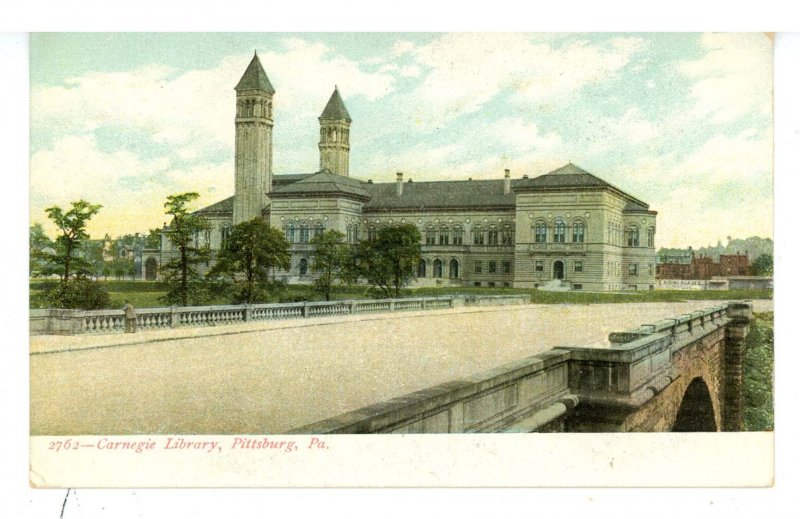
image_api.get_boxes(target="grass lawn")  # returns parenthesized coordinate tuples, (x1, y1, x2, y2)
(31, 279, 772, 310)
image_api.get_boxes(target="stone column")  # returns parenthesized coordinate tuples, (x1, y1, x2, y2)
(722, 302, 753, 431)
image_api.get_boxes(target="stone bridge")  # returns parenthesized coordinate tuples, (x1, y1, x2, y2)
(291, 302, 753, 433)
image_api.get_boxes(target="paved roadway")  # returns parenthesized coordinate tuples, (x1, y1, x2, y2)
(30, 300, 772, 435)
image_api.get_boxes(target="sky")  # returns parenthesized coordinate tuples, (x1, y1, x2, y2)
(29, 32, 773, 248)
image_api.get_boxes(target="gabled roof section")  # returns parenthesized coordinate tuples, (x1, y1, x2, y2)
(271, 170, 370, 200)
(363, 179, 517, 211)
(235, 52, 275, 93)
(319, 87, 352, 122)
(195, 196, 234, 216)
(513, 162, 650, 210)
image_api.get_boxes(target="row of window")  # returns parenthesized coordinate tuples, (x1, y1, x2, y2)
(418, 258, 460, 279)
(607, 223, 656, 247)
(284, 222, 325, 244)
(474, 260, 513, 275)
(533, 220, 585, 243)
(535, 260, 583, 272)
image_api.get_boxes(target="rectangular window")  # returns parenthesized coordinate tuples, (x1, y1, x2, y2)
(474, 261, 482, 274)
(488, 261, 497, 274)
(574, 261, 583, 272)
(502, 260, 512, 274)
(474, 281, 482, 287)
(503, 282, 511, 288)
(629, 263, 638, 276)
(573, 284, 582, 290)
(535, 260, 543, 272)
(488, 282, 495, 288)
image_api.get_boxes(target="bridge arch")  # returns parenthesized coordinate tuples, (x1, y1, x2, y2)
(671, 377, 717, 432)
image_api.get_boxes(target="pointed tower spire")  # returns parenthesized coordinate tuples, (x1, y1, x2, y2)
(235, 52, 275, 93)
(318, 87, 352, 176)
(319, 86, 352, 122)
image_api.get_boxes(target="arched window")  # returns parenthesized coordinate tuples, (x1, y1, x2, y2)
(627, 225, 640, 247)
(417, 259, 427, 278)
(285, 223, 296, 243)
(433, 259, 443, 278)
(314, 221, 324, 238)
(501, 223, 514, 246)
(534, 220, 547, 243)
(299, 258, 308, 276)
(367, 225, 377, 241)
(452, 225, 464, 245)
(647, 227, 655, 247)
(572, 220, 585, 243)
(299, 223, 310, 243)
(487, 225, 499, 246)
(554, 218, 566, 243)
(439, 225, 450, 245)
(425, 225, 436, 245)
(449, 258, 459, 279)
(472, 225, 485, 245)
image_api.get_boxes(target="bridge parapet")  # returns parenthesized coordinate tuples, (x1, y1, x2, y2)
(288, 302, 754, 433)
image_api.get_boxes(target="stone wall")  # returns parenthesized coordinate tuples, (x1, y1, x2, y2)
(289, 302, 752, 433)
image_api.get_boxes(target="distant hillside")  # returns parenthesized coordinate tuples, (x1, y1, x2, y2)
(659, 236, 773, 262)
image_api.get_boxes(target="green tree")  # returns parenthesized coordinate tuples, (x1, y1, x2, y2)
(355, 224, 421, 298)
(29, 223, 54, 277)
(41, 200, 102, 283)
(207, 217, 290, 304)
(750, 253, 773, 276)
(144, 227, 163, 249)
(33, 200, 110, 309)
(160, 193, 211, 306)
(310, 229, 351, 301)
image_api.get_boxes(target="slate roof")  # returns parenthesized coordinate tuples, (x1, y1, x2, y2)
(194, 174, 314, 215)
(513, 163, 651, 211)
(194, 164, 653, 215)
(270, 170, 370, 200)
(235, 52, 275, 93)
(319, 87, 352, 122)
(363, 179, 517, 211)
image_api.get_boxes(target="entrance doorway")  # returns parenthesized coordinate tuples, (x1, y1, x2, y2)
(553, 260, 564, 280)
(145, 258, 158, 281)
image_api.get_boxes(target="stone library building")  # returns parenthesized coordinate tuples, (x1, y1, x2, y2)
(144, 53, 657, 292)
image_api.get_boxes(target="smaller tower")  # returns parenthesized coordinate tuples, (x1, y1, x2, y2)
(318, 86, 352, 176)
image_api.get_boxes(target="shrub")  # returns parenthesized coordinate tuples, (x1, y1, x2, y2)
(36, 278, 111, 310)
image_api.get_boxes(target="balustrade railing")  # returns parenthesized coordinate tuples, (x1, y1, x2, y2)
(32, 294, 530, 336)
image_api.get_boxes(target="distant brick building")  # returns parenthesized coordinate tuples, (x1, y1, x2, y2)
(656, 250, 749, 280)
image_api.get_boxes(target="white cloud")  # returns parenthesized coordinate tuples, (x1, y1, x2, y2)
(31, 39, 397, 155)
(677, 33, 772, 124)
(585, 108, 659, 155)
(30, 134, 231, 238)
(402, 33, 648, 130)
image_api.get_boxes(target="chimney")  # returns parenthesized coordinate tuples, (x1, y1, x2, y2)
(504, 169, 511, 194)
(396, 172, 403, 196)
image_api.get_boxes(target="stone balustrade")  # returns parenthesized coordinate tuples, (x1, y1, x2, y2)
(29, 293, 531, 336)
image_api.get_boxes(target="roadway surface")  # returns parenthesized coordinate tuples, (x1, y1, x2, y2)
(30, 300, 772, 435)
